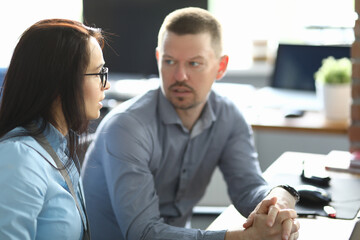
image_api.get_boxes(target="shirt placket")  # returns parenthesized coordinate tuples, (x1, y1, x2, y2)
(174, 137, 191, 206)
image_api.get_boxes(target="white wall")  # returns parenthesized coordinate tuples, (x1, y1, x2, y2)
(0, 0, 82, 68)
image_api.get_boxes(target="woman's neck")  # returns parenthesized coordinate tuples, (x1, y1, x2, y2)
(51, 98, 68, 136)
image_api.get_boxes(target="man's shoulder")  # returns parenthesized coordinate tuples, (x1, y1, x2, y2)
(209, 90, 240, 112)
(98, 89, 160, 130)
(209, 90, 249, 127)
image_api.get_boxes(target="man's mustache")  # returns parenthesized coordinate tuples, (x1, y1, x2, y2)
(169, 82, 194, 92)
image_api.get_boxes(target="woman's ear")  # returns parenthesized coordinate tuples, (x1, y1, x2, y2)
(216, 55, 229, 80)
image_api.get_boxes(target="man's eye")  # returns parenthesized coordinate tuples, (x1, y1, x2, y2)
(189, 61, 200, 67)
(164, 59, 174, 65)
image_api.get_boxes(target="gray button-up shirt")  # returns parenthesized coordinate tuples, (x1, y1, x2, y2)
(82, 88, 270, 240)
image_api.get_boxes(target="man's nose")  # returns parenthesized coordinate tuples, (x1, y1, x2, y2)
(174, 64, 188, 82)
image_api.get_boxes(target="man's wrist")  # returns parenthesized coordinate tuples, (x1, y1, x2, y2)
(276, 185, 300, 203)
(225, 229, 250, 240)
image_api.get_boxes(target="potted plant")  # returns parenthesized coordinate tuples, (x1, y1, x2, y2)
(314, 56, 352, 121)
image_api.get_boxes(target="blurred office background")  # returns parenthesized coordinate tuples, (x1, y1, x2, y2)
(0, 0, 356, 229)
(0, 0, 355, 72)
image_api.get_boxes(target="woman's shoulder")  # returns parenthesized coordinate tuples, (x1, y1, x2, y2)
(0, 134, 52, 174)
(0, 136, 52, 203)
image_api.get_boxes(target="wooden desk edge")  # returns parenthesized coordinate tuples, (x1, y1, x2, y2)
(251, 124, 348, 135)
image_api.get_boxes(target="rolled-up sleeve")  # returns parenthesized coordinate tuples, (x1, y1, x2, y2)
(100, 114, 227, 240)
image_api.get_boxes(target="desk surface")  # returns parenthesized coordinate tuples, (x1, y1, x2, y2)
(207, 204, 357, 240)
(107, 80, 349, 135)
(245, 108, 348, 134)
(207, 152, 359, 239)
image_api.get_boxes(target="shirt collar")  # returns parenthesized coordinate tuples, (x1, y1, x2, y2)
(158, 89, 183, 125)
(39, 120, 80, 184)
(41, 121, 68, 155)
(157, 89, 217, 137)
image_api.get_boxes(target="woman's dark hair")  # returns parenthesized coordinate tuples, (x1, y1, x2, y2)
(0, 19, 104, 161)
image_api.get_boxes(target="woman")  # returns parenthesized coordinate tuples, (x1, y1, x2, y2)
(0, 19, 110, 239)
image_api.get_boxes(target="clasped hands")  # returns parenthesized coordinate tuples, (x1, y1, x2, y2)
(243, 196, 300, 240)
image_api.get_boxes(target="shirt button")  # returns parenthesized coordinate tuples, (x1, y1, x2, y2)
(182, 169, 186, 174)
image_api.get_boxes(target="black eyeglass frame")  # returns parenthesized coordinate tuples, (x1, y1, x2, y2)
(84, 67, 108, 88)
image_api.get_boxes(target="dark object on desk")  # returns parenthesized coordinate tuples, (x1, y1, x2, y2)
(268, 151, 360, 219)
(296, 184, 332, 205)
(297, 205, 337, 218)
(301, 168, 331, 186)
(283, 109, 305, 118)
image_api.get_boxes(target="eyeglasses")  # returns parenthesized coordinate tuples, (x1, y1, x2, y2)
(84, 67, 108, 88)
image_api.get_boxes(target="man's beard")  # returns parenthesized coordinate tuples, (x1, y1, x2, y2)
(168, 82, 198, 110)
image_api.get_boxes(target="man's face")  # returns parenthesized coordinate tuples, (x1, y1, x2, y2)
(156, 31, 226, 111)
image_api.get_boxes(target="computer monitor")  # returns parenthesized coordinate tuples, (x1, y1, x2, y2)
(271, 43, 351, 91)
(83, 0, 207, 77)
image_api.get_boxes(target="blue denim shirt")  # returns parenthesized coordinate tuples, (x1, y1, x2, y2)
(0, 122, 85, 240)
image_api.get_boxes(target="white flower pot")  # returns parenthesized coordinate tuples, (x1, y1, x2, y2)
(316, 83, 351, 121)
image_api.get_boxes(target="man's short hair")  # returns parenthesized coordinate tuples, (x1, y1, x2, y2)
(157, 7, 223, 57)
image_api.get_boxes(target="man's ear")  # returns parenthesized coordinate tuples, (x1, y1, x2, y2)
(155, 48, 160, 62)
(216, 55, 229, 80)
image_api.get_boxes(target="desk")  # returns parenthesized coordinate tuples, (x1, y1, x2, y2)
(247, 108, 348, 135)
(207, 152, 360, 239)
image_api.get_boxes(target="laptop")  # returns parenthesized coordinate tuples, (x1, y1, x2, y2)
(349, 220, 360, 240)
(271, 43, 351, 91)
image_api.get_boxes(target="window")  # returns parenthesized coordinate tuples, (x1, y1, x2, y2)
(209, 0, 355, 70)
(0, 0, 83, 68)
(1, 1, 355, 72)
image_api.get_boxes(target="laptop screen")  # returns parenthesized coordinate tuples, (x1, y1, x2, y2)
(270, 44, 351, 91)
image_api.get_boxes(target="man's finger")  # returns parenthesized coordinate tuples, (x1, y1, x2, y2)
(281, 218, 293, 240)
(243, 197, 278, 229)
(266, 205, 279, 227)
(281, 214, 299, 240)
(292, 219, 300, 233)
(243, 212, 255, 229)
(257, 197, 277, 214)
(289, 231, 299, 240)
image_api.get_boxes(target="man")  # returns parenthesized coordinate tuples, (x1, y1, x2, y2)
(82, 7, 299, 240)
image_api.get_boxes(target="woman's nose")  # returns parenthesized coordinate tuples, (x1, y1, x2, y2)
(103, 80, 111, 90)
